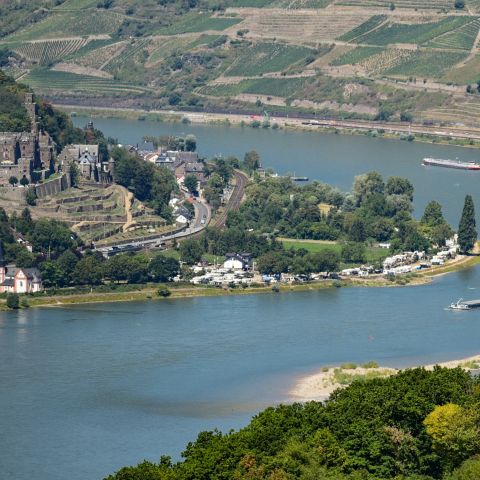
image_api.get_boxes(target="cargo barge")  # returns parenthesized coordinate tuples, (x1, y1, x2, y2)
(449, 298, 480, 310)
(422, 157, 480, 170)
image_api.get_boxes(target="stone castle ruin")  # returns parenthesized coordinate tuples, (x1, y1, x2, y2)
(0, 93, 54, 185)
(0, 94, 114, 204)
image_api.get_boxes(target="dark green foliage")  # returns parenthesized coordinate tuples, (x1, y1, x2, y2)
(157, 288, 172, 297)
(184, 174, 198, 194)
(149, 255, 180, 282)
(106, 367, 479, 480)
(112, 146, 177, 214)
(179, 238, 204, 265)
(6, 292, 20, 309)
(458, 195, 477, 253)
(0, 71, 31, 132)
(30, 219, 75, 255)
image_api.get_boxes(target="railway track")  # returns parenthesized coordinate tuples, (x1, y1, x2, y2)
(213, 169, 248, 229)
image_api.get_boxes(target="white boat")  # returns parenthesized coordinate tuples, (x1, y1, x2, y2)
(449, 298, 470, 310)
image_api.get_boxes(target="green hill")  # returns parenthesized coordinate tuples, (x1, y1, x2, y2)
(1, 0, 480, 125)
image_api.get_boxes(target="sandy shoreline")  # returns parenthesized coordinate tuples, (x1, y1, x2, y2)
(290, 354, 480, 402)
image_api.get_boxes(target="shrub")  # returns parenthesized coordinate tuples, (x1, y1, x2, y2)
(157, 288, 171, 297)
(6, 292, 20, 309)
(20, 297, 30, 308)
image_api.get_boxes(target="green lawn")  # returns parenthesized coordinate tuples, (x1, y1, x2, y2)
(280, 238, 389, 264)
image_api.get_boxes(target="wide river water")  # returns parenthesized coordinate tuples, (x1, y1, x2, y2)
(2, 118, 480, 480)
(73, 115, 480, 225)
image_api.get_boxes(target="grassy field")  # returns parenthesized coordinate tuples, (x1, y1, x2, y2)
(280, 238, 389, 264)
(155, 13, 242, 35)
(225, 42, 315, 76)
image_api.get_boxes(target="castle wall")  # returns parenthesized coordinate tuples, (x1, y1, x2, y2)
(0, 186, 26, 204)
(35, 174, 69, 199)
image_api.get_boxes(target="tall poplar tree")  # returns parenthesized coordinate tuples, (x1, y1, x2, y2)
(458, 195, 477, 253)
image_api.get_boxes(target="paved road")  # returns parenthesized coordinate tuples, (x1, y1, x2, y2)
(95, 198, 212, 255)
(95, 169, 246, 255)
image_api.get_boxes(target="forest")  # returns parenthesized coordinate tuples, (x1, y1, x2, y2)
(105, 367, 480, 480)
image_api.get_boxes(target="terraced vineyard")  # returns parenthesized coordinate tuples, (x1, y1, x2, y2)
(240, 11, 371, 43)
(155, 13, 242, 35)
(338, 0, 456, 9)
(330, 46, 384, 66)
(72, 41, 127, 70)
(225, 42, 315, 76)
(385, 50, 468, 77)
(6, 11, 123, 41)
(426, 17, 480, 50)
(103, 39, 150, 73)
(443, 54, 480, 83)
(24, 69, 154, 95)
(12, 39, 89, 66)
(200, 77, 311, 97)
(348, 16, 473, 46)
(354, 48, 414, 75)
(338, 15, 387, 42)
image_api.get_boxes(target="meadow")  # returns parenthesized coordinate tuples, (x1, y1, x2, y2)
(280, 238, 389, 264)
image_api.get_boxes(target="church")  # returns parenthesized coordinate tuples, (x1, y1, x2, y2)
(0, 246, 43, 294)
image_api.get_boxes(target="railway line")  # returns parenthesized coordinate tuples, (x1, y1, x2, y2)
(213, 169, 248, 229)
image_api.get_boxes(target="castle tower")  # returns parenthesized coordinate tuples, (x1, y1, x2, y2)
(24, 93, 38, 135)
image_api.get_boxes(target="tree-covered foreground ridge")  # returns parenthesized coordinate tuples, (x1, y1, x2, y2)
(3, 0, 480, 127)
(106, 367, 480, 480)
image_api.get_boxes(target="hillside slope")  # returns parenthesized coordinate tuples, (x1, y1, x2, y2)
(1, 0, 480, 125)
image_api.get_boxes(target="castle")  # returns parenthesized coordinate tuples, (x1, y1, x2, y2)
(0, 94, 115, 198)
(0, 93, 54, 186)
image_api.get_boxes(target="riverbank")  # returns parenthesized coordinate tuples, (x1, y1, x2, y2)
(290, 354, 480, 402)
(56, 104, 480, 150)
(2, 253, 478, 311)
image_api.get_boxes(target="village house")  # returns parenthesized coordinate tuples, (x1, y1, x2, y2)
(224, 253, 253, 271)
(0, 248, 42, 293)
(58, 144, 114, 184)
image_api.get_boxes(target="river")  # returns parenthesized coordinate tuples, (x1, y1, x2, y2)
(73, 115, 480, 226)
(2, 118, 480, 480)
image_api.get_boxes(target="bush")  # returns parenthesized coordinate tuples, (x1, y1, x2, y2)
(20, 297, 30, 308)
(6, 292, 20, 309)
(157, 288, 171, 298)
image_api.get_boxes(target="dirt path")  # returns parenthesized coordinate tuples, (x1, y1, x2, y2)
(122, 189, 134, 233)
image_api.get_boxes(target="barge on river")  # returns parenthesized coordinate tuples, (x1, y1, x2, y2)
(449, 298, 480, 310)
(422, 157, 480, 170)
